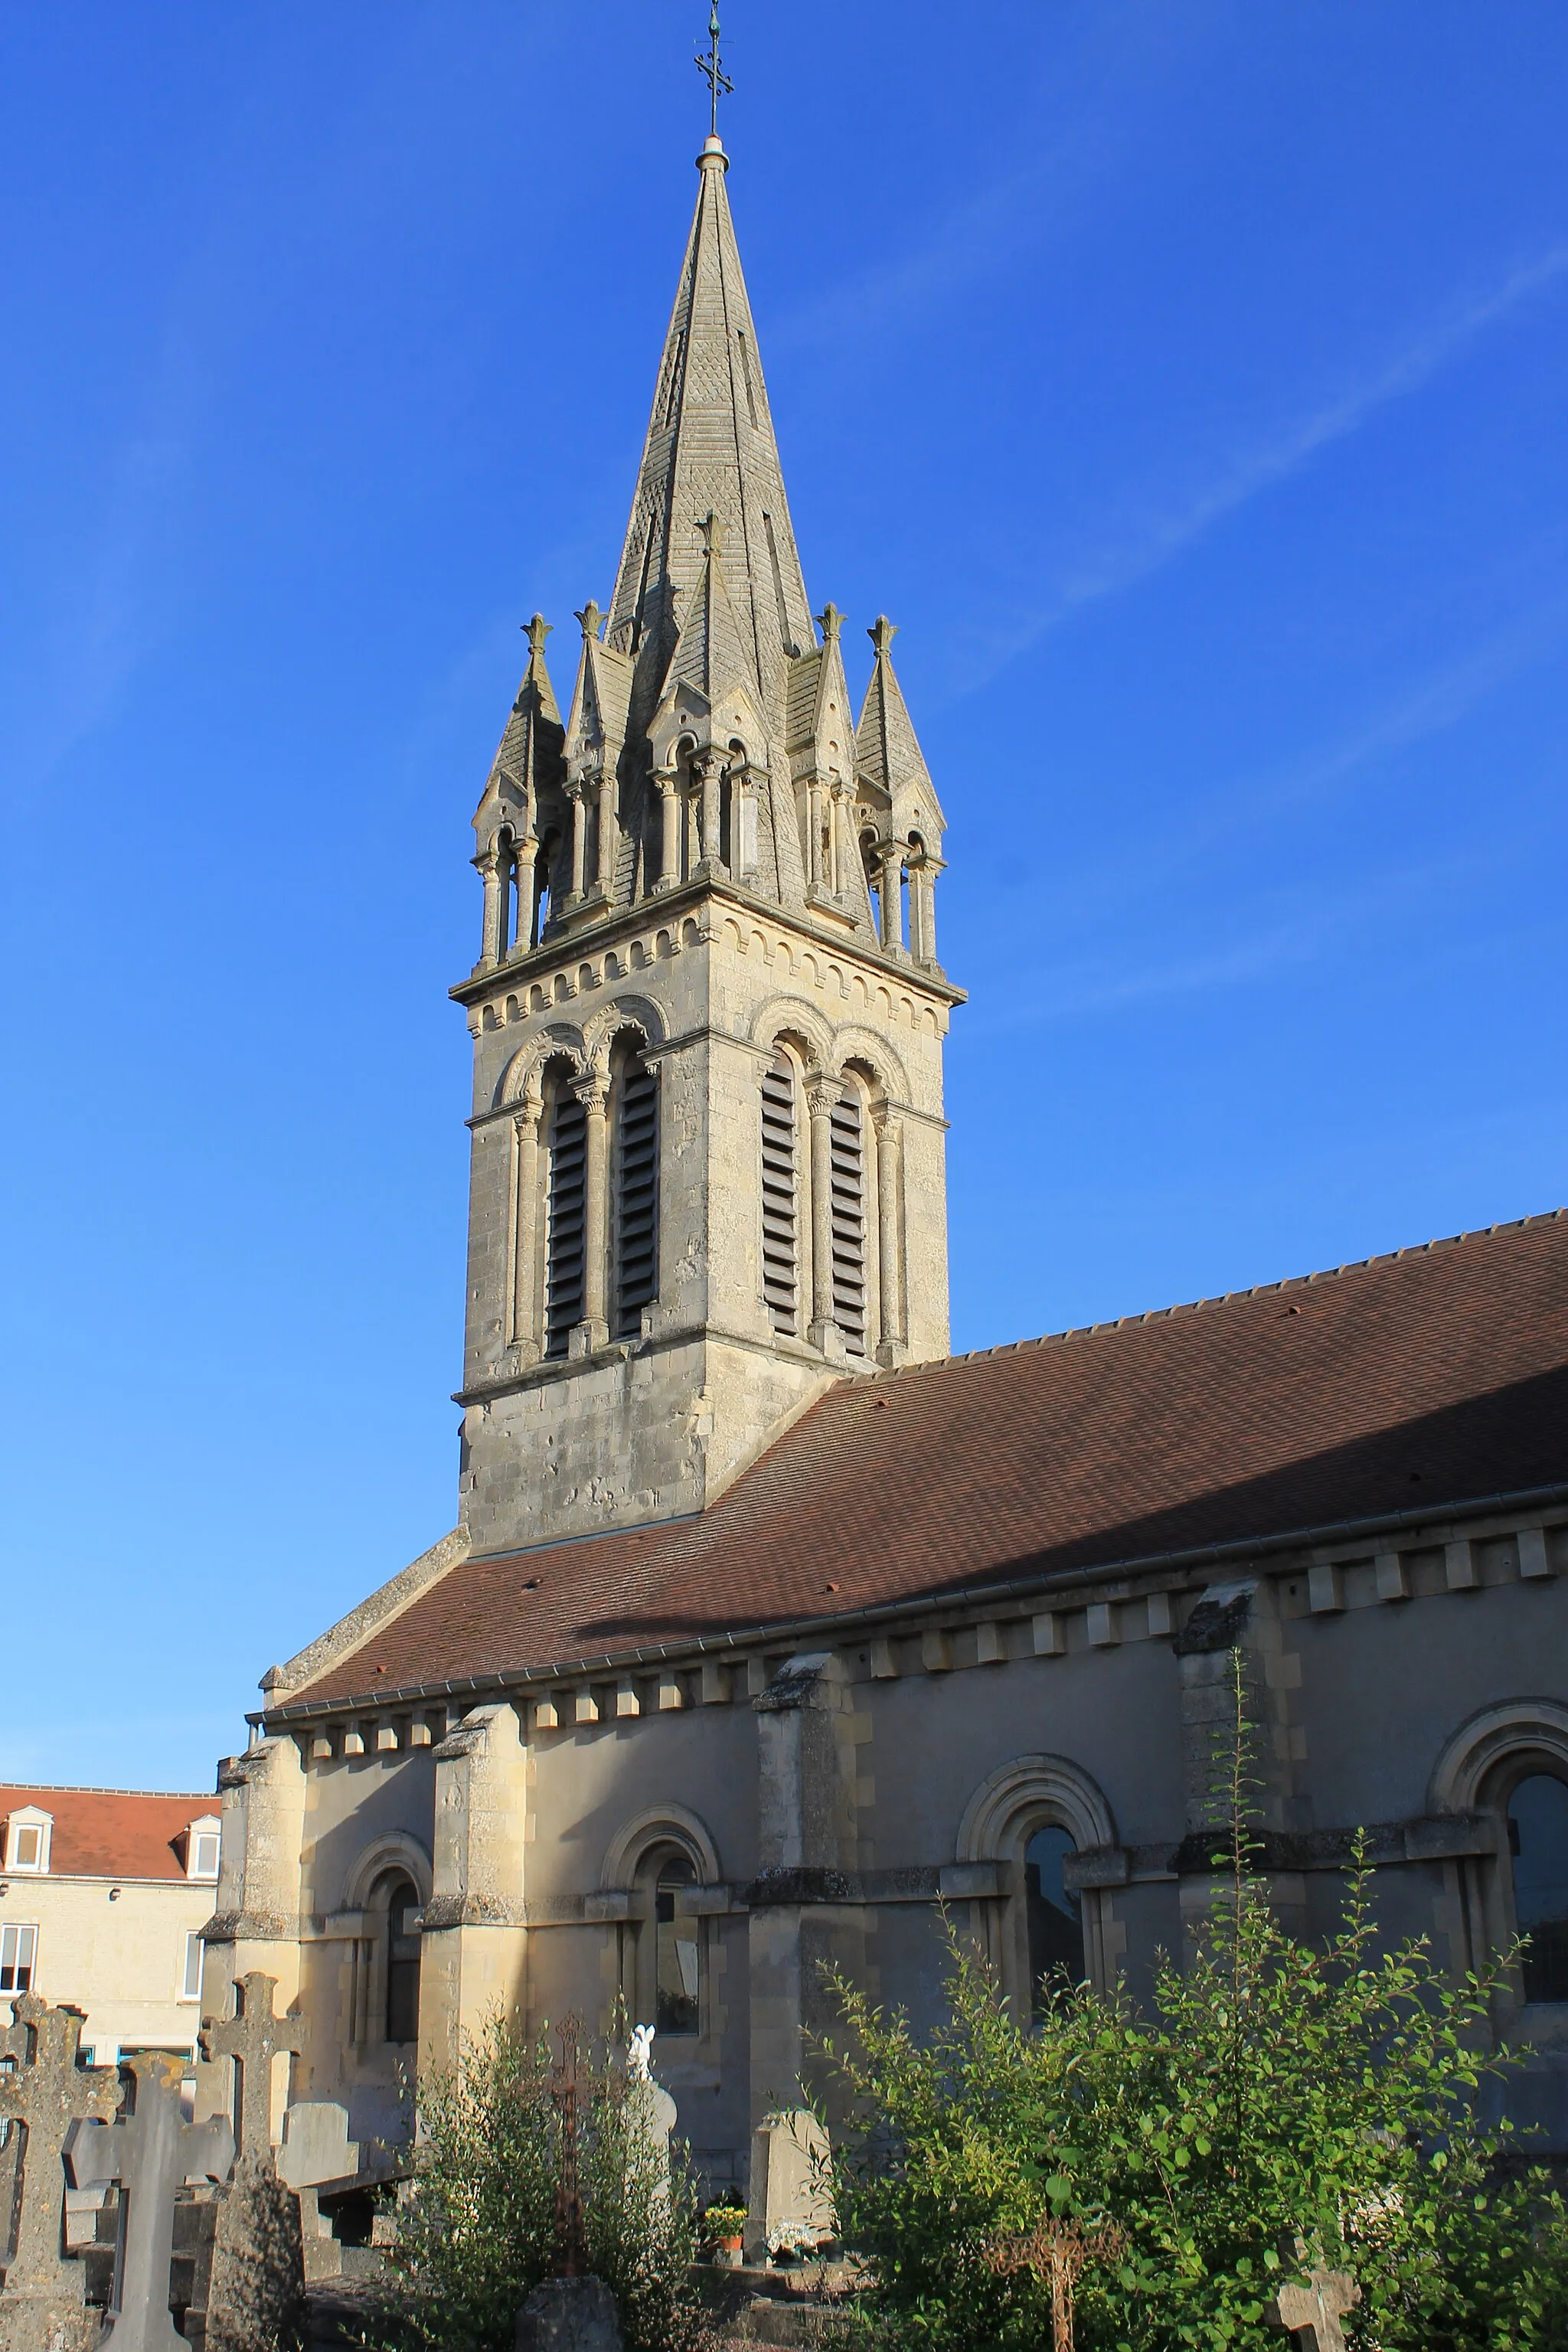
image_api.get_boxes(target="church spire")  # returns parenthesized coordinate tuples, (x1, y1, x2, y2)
(606, 131, 815, 743)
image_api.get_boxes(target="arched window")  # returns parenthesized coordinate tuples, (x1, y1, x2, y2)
(372, 1869, 422, 2046)
(655, 1854, 701, 2036)
(1024, 1825, 1085, 2008)
(611, 1043, 659, 1341)
(544, 1067, 587, 1359)
(760, 1051, 800, 1334)
(956, 1756, 1118, 2011)
(1509, 1775, 1568, 2004)
(829, 1083, 867, 1357)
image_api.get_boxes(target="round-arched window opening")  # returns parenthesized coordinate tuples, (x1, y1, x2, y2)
(381, 1871, 422, 2045)
(655, 1854, 700, 2036)
(1024, 1825, 1083, 2012)
(1508, 1774, 1568, 2003)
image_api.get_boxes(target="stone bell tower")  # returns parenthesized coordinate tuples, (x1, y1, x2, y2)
(452, 132, 964, 1560)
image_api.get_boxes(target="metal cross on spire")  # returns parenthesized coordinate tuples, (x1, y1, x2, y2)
(695, 4, 733, 140)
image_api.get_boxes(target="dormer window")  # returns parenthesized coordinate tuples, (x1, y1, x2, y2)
(5, 1808, 52, 1874)
(185, 1816, 221, 1880)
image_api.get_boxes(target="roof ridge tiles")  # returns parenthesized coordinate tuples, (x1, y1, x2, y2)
(0, 1782, 214, 1802)
(861, 1207, 1568, 1387)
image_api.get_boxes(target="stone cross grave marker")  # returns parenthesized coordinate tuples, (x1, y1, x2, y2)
(0, 1994, 120, 2318)
(200, 1973, 302, 2164)
(1273, 2254, 1360, 2352)
(66, 2052, 234, 2352)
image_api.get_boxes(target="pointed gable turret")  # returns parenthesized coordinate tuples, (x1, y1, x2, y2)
(470, 615, 567, 967)
(855, 617, 947, 966)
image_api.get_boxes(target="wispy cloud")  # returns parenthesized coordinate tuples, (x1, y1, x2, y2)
(971, 844, 1499, 1032)
(957, 244, 1568, 688)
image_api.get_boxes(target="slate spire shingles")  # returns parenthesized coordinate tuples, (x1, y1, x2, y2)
(281, 1212, 1568, 1711)
(606, 136, 815, 743)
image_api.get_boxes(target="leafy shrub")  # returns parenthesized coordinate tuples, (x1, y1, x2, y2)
(362, 2011, 713, 2352)
(818, 1657, 1568, 2352)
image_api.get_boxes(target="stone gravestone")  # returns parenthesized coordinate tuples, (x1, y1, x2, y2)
(186, 1972, 307, 2351)
(515, 2275, 623, 2352)
(743, 2112, 832, 2269)
(277, 2100, 361, 2282)
(1273, 2254, 1360, 2352)
(65, 2051, 234, 2352)
(0, 1994, 121, 2352)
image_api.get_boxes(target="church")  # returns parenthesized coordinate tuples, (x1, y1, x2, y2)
(198, 123, 1568, 2188)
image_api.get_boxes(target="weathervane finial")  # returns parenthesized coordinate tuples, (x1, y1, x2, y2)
(696, 5, 733, 142)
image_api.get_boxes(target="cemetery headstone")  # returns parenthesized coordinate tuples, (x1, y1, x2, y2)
(276, 2100, 359, 2193)
(0, 1994, 120, 2352)
(514, 2274, 623, 2352)
(743, 2112, 832, 2269)
(199, 1971, 302, 2164)
(187, 1976, 308, 2352)
(65, 2050, 234, 2352)
(1273, 2254, 1360, 2352)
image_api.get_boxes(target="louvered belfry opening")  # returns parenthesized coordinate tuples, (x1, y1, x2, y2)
(544, 1074, 588, 1360)
(760, 1055, 800, 1334)
(612, 1051, 659, 1341)
(830, 1085, 868, 1355)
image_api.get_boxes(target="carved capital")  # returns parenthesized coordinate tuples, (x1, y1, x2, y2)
(573, 1073, 609, 1117)
(804, 1074, 841, 1119)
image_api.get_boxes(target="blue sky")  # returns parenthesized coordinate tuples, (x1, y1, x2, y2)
(2, 3, 1565, 1792)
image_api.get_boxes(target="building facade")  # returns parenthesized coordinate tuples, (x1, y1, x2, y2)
(0, 1787, 221, 2069)
(198, 130, 1568, 2181)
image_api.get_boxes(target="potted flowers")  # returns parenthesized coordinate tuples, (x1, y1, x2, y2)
(704, 2200, 747, 2266)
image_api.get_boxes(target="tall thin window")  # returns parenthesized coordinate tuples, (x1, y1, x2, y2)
(182, 1932, 204, 2001)
(383, 1873, 422, 2046)
(761, 1057, 799, 1334)
(655, 1857, 700, 2036)
(612, 1054, 659, 1341)
(1025, 1826, 1083, 2010)
(1510, 1775, 1568, 2002)
(829, 1086, 867, 1356)
(544, 1078, 588, 1358)
(531, 829, 560, 949)
(0, 1924, 37, 1993)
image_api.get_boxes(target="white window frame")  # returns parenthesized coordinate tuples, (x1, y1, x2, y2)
(185, 1816, 221, 1881)
(5, 1808, 53, 1874)
(0, 1922, 39, 1993)
(181, 1931, 204, 2001)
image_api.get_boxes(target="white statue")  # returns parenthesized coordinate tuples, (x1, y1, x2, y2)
(628, 2023, 656, 2082)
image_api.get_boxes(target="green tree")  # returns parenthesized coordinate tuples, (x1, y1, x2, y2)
(819, 1654, 1568, 2351)
(364, 2011, 713, 2352)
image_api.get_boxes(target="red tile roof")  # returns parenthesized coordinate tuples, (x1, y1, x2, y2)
(286, 1213, 1568, 1711)
(0, 1787, 216, 1882)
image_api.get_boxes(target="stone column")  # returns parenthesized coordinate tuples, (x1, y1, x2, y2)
(873, 1104, 904, 1358)
(421, 1704, 530, 2076)
(694, 752, 722, 868)
(913, 854, 942, 964)
(805, 1075, 839, 1353)
(747, 1654, 865, 2135)
(880, 842, 904, 952)
(806, 776, 823, 889)
(828, 782, 846, 897)
(194, 1736, 308, 2131)
(567, 780, 587, 903)
(576, 1071, 610, 1351)
(508, 1090, 544, 1358)
(595, 769, 616, 895)
(475, 849, 501, 968)
(732, 763, 759, 877)
(653, 766, 680, 890)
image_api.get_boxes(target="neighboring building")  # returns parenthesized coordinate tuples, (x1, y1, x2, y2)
(198, 122, 1568, 2181)
(0, 1786, 220, 2066)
